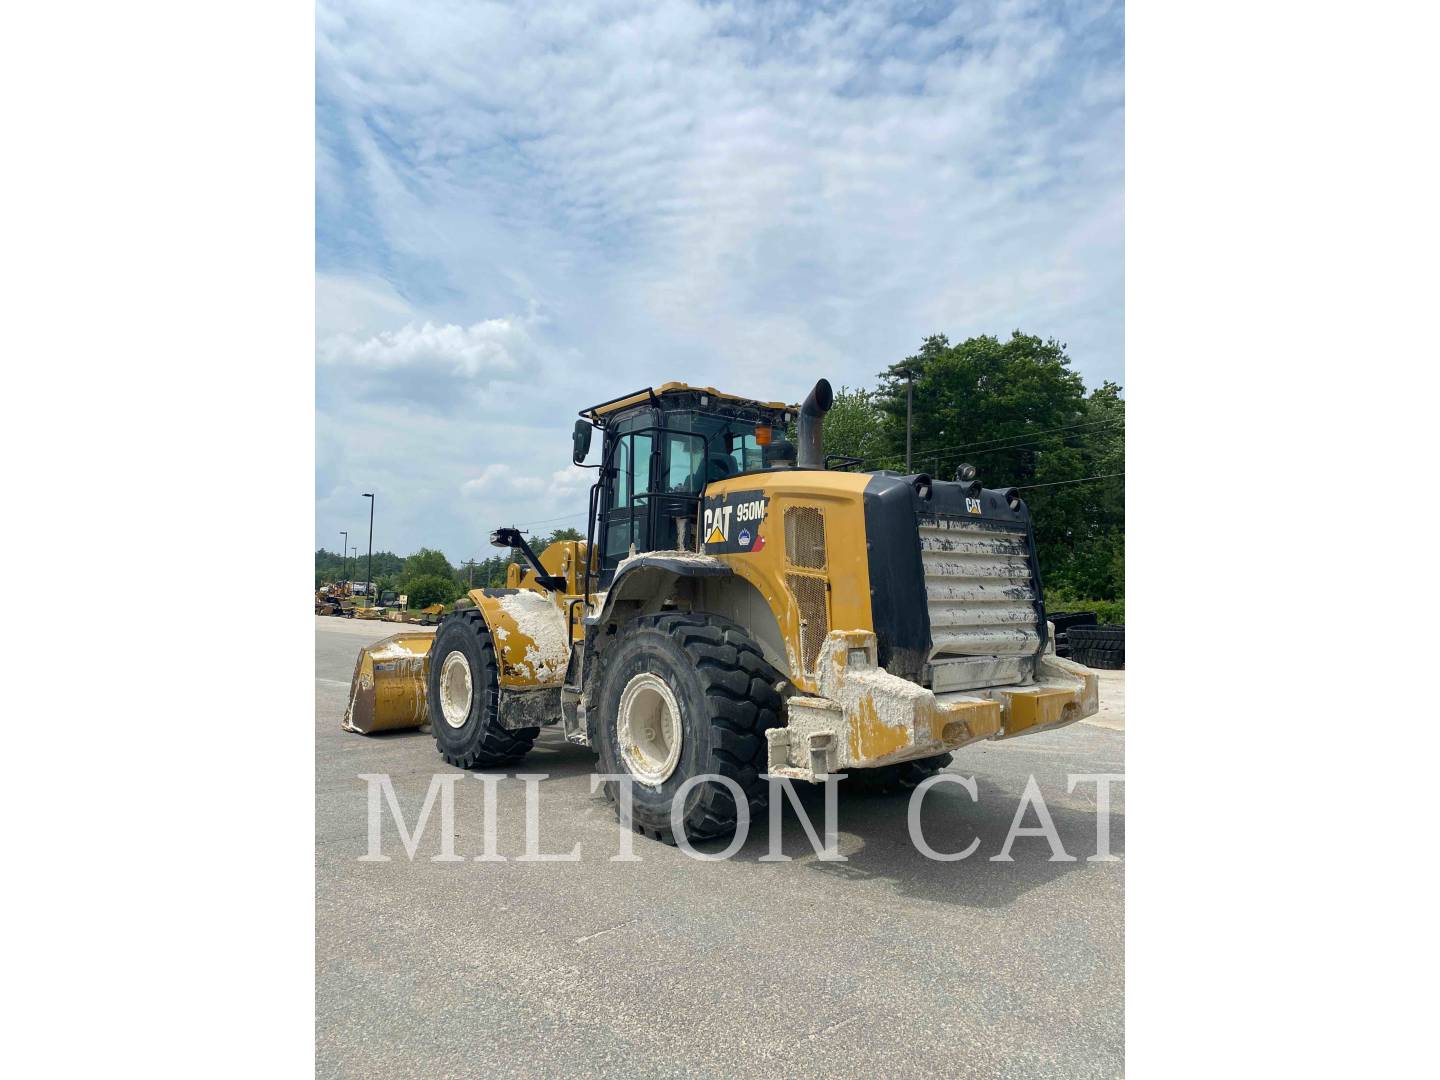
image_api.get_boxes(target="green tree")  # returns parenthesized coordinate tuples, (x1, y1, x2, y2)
(453, 558, 479, 590)
(315, 548, 404, 585)
(402, 547, 454, 581)
(314, 548, 345, 585)
(485, 557, 513, 588)
(452, 550, 522, 591)
(876, 332, 1088, 484)
(398, 548, 461, 606)
(1026, 381, 1124, 598)
(404, 573, 461, 608)
(876, 331, 1123, 599)
(819, 385, 898, 469)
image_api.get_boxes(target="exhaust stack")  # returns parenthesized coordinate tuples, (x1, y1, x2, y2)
(796, 378, 833, 470)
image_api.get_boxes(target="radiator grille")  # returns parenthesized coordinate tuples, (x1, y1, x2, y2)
(786, 572, 829, 674)
(784, 506, 826, 569)
(919, 515, 1041, 662)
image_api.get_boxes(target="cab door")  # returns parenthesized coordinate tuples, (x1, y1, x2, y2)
(599, 425, 654, 577)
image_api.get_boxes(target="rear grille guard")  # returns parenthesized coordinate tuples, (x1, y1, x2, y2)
(917, 513, 1047, 688)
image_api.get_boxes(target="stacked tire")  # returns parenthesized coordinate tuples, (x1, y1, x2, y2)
(1067, 624, 1124, 670)
(1049, 611, 1097, 659)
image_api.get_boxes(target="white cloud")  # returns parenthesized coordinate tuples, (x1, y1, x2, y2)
(316, 272, 414, 338)
(316, 299, 557, 417)
(321, 318, 530, 376)
(550, 465, 592, 496)
(461, 464, 544, 496)
(462, 463, 592, 499)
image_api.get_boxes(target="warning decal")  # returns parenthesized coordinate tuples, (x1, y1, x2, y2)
(701, 488, 769, 555)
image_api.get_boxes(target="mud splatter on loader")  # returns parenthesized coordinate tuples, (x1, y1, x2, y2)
(343, 378, 1098, 843)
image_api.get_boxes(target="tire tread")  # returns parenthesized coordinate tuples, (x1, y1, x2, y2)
(431, 609, 538, 769)
(605, 611, 782, 842)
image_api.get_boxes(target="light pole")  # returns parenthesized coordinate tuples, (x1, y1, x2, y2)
(362, 493, 375, 606)
(339, 531, 348, 588)
(905, 372, 914, 472)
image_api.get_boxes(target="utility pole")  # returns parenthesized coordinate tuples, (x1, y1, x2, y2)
(339, 531, 348, 588)
(905, 372, 914, 472)
(362, 493, 375, 606)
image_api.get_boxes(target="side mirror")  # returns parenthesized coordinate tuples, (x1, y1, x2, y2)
(572, 419, 593, 464)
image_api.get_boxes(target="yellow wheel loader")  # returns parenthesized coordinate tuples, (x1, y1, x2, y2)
(344, 379, 1099, 842)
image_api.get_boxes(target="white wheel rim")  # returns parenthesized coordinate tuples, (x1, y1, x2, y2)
(617, 672, 683, 787)
(439, 650, 473, 729)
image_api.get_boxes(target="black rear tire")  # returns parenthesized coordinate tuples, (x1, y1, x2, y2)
(1068, 624, 1125, 669)
(595, 612, 782, 844)
(426, 610, 538, 768)
(1048, 611, 1098, 634)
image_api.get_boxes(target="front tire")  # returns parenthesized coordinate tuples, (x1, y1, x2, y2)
(595, 613, 782, 844)
(426, 610, 537, 768)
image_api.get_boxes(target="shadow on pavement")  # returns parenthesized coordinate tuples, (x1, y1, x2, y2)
(697, 773, 1123, 910)
(518, 735, 607, 780)
(516, 732, 1122, 910)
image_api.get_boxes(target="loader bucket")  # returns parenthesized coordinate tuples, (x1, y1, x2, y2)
(342, 631, 435, 734)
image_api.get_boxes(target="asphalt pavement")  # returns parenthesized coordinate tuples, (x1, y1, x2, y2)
(316, 616, 1124, 1078)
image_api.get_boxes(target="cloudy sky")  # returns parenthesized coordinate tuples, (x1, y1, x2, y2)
(316, 0, 1123, 562)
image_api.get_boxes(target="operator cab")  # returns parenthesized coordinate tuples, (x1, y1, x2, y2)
(575, 383, 795, 585)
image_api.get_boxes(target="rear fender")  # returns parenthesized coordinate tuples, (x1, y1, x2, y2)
(585, 553, 734, 632)
(578, 553, 738, 744)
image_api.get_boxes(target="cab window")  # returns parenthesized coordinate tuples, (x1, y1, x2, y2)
(612, 437, 631, 507)
(605, 429, 653, 563)
(727, 432, 762, 474)
(608, 432, 653, 509)
(632, 433, 653, 499)
(664, 432, 707, 493)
